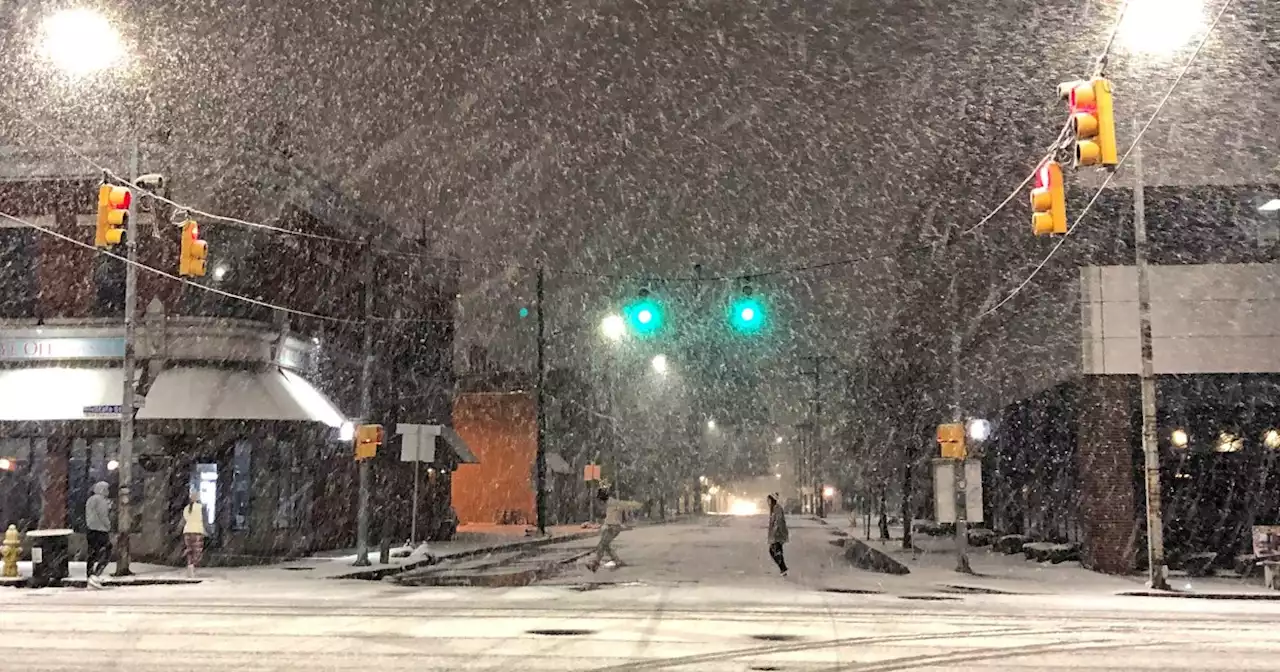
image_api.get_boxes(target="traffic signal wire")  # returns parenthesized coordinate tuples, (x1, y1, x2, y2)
(1094, 0, 1133, 77)
(0, 209, 451, 325)
(978, 0, 1235, 320)
(960, 118, 1072, 237)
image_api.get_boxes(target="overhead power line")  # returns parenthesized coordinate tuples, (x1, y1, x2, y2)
(0, 209, 452, 325)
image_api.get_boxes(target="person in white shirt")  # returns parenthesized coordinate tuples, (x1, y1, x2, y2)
(587, 487, 641, 572)
(181, 491, 206, 578)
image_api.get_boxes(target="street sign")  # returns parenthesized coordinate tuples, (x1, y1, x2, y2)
(83, 404, 122, 418)
(396, 423, 442, 462)
(932, 459, 983, 523)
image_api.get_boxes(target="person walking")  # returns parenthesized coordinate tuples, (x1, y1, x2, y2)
(587, 487, 640, 572)
(767, 493, 789, 576)
(181, 490, 207, 578)
(84, 481, 112, 589)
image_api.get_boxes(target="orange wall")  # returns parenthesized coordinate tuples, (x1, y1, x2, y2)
(452, 392, 536, 524)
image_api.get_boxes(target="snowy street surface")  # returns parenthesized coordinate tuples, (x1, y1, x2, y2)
(2, 516, 1278, 670)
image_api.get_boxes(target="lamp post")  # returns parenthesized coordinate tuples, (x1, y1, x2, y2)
(39, 8, 142, 576)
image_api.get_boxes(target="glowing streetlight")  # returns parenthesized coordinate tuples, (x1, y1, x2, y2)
(339, 421, 356, 442)
(775, 436, 784, 444)
(600, 314, 626, 341)
(1171, 428, 1189, 448)
(1115, 0, 1205, 57)
(651, 354, 668, 375)
(107, 459, 120, 471)
(706, 419, 716, 430)
(38, 9, 127, 77)
(1264, 429, 1280, 450)
(967, 418, 992, 442)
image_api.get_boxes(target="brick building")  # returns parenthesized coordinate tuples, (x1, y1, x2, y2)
(0, 149, 462, 563)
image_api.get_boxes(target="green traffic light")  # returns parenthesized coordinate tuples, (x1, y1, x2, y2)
(728, 296, 766, 334)
(518, 307, 530, 319)
(624, 296, 663, 337)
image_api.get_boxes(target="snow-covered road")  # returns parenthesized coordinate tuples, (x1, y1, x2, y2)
(1, 516, 1278, 670)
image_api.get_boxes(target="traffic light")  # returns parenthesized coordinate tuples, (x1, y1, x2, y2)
(95, 184, 130, 248)
(624, 289, 664, 337)
(179, 220, 208, 277)
(936, 423, 966, 460)
(354, 424, 384, 460)
(1030, 160, 1067, 236)
(728, 284, 767, 334)
(1063, 78, 1117, 169)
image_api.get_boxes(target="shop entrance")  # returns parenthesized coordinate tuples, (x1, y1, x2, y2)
(189, 463, 218, 544)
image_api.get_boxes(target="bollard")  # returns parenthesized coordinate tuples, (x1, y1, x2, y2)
(1, 525, 20, 577)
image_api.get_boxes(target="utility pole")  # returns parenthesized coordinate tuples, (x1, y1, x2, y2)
(534, 266, 548, 535)
(353, 243, 375, 566)
(948, 273, 972, 574)
(801, 356, 829, 518)
(1133, 127, 1169, 590)
(114, 137, 140, 576)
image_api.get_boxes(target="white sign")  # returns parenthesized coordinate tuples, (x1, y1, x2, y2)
(397, 423, 441, 462)
(83, 405, 123, 419)
(932, 459, 984, 524)
(0, 337, 124, 361)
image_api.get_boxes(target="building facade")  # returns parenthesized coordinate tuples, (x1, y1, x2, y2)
(0, 151, 461, 564)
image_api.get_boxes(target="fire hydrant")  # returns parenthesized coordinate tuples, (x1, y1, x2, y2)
(1, 525, 20, 577)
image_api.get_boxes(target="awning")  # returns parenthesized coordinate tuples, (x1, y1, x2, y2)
(545, 452, 572, 475)
(0, 366, 123, 421)
(439, 426, 479, 464)
(137, 366, 345, 426)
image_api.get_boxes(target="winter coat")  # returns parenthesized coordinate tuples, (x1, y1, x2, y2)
(603, 499, 641, 526)
(85, 481, 112, 532)
(768, 506, 789, 544)
(182, 502, 206, 535)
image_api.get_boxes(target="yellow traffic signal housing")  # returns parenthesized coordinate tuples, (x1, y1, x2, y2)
(1065, 78, 1117, 169)
(936, 423, 967, 460)
(95, 184, 131, 247)
(355, 424, 384, 461)
(179, 220, 208, 277)
(1030, 160, 1067, 236)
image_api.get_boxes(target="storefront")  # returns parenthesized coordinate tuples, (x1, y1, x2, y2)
(0, 316, 356, 564)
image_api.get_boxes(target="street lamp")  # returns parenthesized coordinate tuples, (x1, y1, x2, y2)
(966, 418, 992, 443)
(651, 354, 668, 375)
(706, 419, 716, 430)
(38, 9, 127, 77)
(600, 314, 626, 341)
(1115, 0, 1205, 57)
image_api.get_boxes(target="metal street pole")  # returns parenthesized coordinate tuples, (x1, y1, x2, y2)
(814, 358, 825, 519)
(115, 136, 140, 576)
(535, 266, 548, 535)
(353, 243, 375, 566)
(949, 273, 972, 574)
(1132, 127, 1170, 590)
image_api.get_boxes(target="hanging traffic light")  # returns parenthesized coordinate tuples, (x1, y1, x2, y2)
(624, 288, 664, 337)
(728, 283, 767, 334)
(355, 424, 384, 460)
(95, 184, 130, 248)
(178, 220, 208, 277)
(1030, 160, 1067, 236)
(1064, 78, 1117, 169)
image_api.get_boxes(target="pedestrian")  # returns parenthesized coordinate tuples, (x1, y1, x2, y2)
(181, 490, 206, 578)
(84, 481, 112, 588)
(587, 487, 641, 572)
(767, 493, 788, 576)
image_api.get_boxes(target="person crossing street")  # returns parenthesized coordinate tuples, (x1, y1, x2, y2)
(587, 487, 641, 572)
(766, 493, 789, 576)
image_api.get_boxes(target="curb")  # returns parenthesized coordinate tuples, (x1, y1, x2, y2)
(1119, 590, 1280, 601)
(2, 577, 202, 589)
(331, 530, 599, 581)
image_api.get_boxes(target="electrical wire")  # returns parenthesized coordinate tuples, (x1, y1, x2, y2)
(1094, 0, 1133, 77)
(961, 118, 1073, 236)
(978, 0, 1235, 319)
(0, 208, 451, 325)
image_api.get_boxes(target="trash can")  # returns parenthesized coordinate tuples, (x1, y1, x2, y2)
(26, 529, 73, 588)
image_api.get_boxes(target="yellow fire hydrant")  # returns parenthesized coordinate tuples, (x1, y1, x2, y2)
(1, 525, 19, 577)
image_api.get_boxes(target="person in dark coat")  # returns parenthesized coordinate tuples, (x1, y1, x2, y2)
(766, 493, 789, 576)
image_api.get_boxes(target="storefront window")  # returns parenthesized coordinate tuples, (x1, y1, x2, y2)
(0, 439, 42, 530)
(232, 441, 252, 531)
(69, 437, 135, 532)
